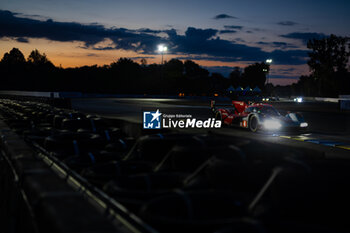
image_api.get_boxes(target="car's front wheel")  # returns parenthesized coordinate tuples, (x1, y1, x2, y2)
(249, 116, 258, 132)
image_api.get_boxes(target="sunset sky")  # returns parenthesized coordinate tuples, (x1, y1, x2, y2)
(1, 0, 349, 85)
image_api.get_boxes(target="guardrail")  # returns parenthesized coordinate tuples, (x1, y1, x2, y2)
(1, 91, 350, 111)
(339, 95, 350, 110)
(0, 91, 230, 101)
(0, 91, 72, 108)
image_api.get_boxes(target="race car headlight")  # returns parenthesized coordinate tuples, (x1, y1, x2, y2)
(300, 122, 308, 127)
(263, 120, 281, 130)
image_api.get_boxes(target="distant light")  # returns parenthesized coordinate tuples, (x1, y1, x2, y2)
(294, 97, 303, 103)
(266, 59, 273, 63)
(300, 122, 308, 128)
(158, 44, 167, 52)
(263, 69, 268, 72)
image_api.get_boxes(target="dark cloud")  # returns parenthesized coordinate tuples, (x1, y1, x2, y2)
(269, 50, 308, 65)
(277, 21, 298, 26)
(15, 37, 29, 43)
(280, 68, 296, 72)
(257, 41, 298, 49)
(280, 32, 327, 44)
(219, 30, 237, 34)
(86, 53, 100, 57)
(167, 28, 308, 65)
(278, 68, 298, 75)
(224, 25, 243, 30)
(129, 56, 156, 60)
(0, 10, 309, 65)
(13, 12, 49, 21)
(185, 27, 218, 40)
(213, 14, 237, 19)
(234, 38, 245, 43)
(136, 28, 162, 34)
(166, 28, 271, 62)
(253, 28, 264, 32)
(89, 46, 116, 50)
(0, 9, 163, 53)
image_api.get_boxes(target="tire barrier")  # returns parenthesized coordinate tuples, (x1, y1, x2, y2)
(0, 92, 72, 109)
(0, 100, 154, 233)
(0, 98, 349, 233)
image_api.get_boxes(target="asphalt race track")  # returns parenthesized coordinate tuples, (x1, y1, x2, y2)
(71, 98, 350, 158)
(2, 97, 350, 233)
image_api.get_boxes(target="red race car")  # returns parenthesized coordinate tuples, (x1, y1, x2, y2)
(211, 100, 308, 132)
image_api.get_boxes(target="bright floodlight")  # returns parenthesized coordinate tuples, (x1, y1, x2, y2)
(158, 45, 167, 52)
(266, 59, 273, 63)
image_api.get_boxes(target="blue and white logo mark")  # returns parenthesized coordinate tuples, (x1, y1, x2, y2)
(143, 109, 162, 129)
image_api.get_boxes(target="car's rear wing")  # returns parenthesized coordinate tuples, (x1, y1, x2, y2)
(210, 100, 233, 108)
(211, 100, 250, 113)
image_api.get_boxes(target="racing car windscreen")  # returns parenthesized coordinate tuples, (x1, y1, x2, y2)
(259, 106, 280, 116)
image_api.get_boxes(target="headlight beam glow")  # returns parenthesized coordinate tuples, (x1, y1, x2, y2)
(263, 119, 282, 130)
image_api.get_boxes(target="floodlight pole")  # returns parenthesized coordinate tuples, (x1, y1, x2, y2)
(161, 51, 164, 66)
(158, 45, 167, 95)
(265, 59, 272, 85)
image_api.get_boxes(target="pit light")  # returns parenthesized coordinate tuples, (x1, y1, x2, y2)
(263, 119, 281, 130)
(300, 122, 308, 128)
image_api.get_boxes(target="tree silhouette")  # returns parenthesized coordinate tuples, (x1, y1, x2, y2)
(164, 59, 184, 79)
(211, 72, 229, 94)
(307, 35, 350, 96)
(1, 48, 26, 66)
(184, 60, 209, 78)
(289, 35, 350, 96)
(0, 48, 27, 90)
(242, 62, 269, 89)
(307, 34, 350, 96)
(27, 49, 54, 68)
(110, 58, 142, 93)
(229, 67, 242, 87)
(0, 47, 286, 95)
(308, 34, 350, 74)
(140, 58, 147, 67)
(183, 60, 210, 95)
